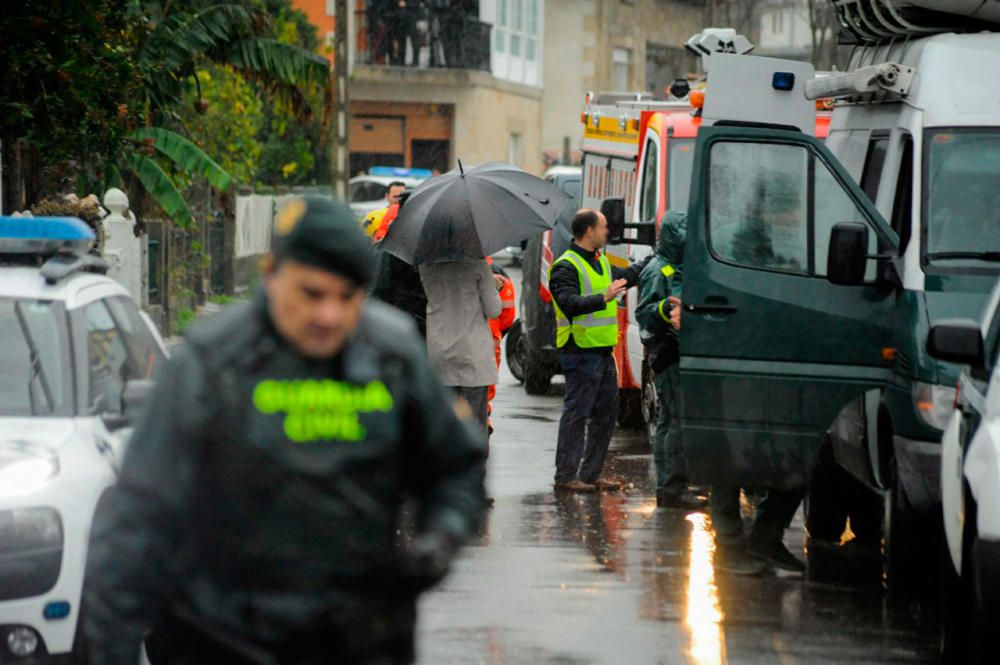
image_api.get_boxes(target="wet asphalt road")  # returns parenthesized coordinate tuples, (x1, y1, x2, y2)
(415, 265, 941, 665)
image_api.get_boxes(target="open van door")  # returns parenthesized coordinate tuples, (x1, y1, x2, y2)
(678, 58, 901, 490)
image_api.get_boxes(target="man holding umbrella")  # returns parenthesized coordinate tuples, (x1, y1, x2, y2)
(549, 209, 649, 493)
(379, 161, 573, 436)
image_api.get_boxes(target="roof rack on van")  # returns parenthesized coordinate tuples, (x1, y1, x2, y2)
(0, 216, 109, 284)
(804, 63, 915, 103)
(836, 0, 1000, 45)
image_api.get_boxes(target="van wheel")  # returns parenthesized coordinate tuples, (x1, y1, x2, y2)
(805, 444, 849, 542)
(523, 359, 553, 395)
(505, 320, 525, 383)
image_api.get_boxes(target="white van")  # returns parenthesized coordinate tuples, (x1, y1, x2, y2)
(803, 25, 1000, 589)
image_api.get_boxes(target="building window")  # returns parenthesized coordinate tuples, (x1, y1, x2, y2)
(613, 47, 631, 91)
(492, 0, 542, 85)
(508, 132, 523, 166)
(772, 10, 784, 33)
(526, 0, 538, 61)
(325, 31, 335, 51)
(326, 0, 335, 17)
(495, 0, 508, 53)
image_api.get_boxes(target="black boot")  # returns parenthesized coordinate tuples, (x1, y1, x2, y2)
(657, 488, 708, 510)
(747, 538, 806, 573)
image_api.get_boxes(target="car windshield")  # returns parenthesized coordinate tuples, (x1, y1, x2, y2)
(350, 181, 388, 203)
(0, 298, 70, 416)
(668, 138, 696, 214)
(924, 129, 1000, 269)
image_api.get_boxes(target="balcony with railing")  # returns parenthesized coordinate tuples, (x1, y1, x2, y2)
(355, 6, 492, 73)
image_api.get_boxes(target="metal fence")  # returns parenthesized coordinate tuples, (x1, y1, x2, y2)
(355, 8, 492, 72)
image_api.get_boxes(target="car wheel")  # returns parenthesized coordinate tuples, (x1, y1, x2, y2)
(505, 320, 525, 383)
(523, 356, 553, 395)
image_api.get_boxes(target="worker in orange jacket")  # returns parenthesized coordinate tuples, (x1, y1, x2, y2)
(487, 257, 516, 433)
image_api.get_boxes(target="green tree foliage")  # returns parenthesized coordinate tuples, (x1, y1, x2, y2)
(0, 0, 330, 223)
(0, 1, 142, 209)
(178, 4, 331, 188)
(178, 66, 265, 186)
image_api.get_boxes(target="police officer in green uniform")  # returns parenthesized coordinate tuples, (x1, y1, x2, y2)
(635, 210, 706, 510)
(85, 196, 487, 665)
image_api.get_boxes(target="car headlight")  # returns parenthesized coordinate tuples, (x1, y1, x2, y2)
(0, 507, 63, 551)
(913, 381, 956, 431)
(0, 442, 59, 497)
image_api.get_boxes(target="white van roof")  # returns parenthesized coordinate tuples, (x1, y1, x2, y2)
(846, 32, 1000, 127)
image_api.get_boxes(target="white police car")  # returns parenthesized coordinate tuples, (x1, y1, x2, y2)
(348, 167, 431, 222)
(0, 216, 166, 662)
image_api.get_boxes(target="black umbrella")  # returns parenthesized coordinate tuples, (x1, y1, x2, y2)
(379, 161, 573, 264)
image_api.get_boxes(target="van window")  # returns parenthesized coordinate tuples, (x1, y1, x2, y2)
(924, 129, 1000, 269)
(891, 134, 913, 251)
(815, 157, 878, 280)
(639, 139, 658, 223)
(859, 136, 889, 202)
(668, 139, 695, 215)
(708, 142, 808, 274)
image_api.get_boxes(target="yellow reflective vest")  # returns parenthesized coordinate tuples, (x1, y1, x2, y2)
(549, 250, 619, 349)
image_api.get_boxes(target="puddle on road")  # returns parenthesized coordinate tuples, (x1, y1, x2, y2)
(507, 412, 558, 422)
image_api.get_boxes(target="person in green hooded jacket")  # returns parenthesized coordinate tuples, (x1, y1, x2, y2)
(635, 210, 706, 510)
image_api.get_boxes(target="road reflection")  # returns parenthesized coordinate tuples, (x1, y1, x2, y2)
(685, 513, 725, 665)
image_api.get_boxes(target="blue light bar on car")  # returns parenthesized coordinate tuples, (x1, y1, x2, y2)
(0, 216, 95, 255)
(369, 166, 433, 179)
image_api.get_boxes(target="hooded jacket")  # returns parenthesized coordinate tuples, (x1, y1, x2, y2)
(636, 210, 687, 366)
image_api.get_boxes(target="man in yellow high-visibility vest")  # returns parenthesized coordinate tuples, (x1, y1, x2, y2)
(548, 209, 649, 493)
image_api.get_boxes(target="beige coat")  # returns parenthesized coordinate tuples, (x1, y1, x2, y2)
(419, 260, 503, 387)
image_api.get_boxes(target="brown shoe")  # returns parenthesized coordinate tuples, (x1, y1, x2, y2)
(592, 477, 623, 492)
(554, 479, 597, 493)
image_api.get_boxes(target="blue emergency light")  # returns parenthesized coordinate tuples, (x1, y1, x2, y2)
(772, 72, 796, 91)
(0, 216, 95, 255)
(369, 166, 433, 179)
(43, 601, 71, 621)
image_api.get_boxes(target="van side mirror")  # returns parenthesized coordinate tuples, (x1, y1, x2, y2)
(927, 320, 985, 367)
(601, 198, 626, 243)
(827, 222, 868, 286)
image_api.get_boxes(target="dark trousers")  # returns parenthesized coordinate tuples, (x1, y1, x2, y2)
(450, 385, 489, 449)
(709, 486, 802, 548)
(555, 352, 618, 484)
(652, 364, 688, 494)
